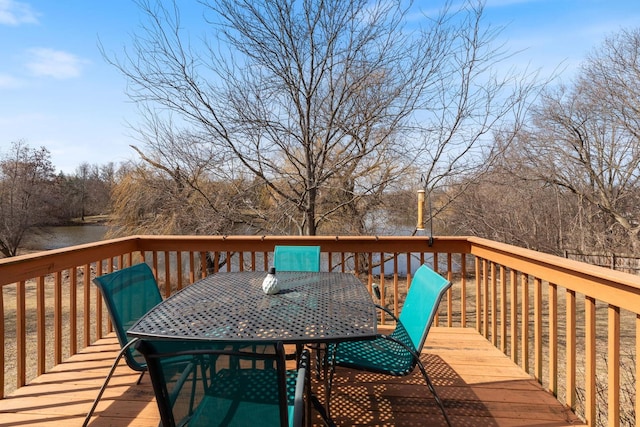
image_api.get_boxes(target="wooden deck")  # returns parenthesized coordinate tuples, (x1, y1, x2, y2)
(0, 327, 583, 426)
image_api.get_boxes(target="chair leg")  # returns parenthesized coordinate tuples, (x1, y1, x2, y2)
(82, 339, 141, 427)
(415, 358, 452, 427)
(309, 343, 326, 380)
(325, 344, 338, 419)
(136, 370, 145, 385)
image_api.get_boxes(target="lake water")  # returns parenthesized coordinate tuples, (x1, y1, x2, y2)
(22, 225, 109, 251)
(20, 225, 452, 275)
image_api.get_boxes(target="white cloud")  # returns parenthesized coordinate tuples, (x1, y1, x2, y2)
(25, 48, 88, 79)
(0, 72, 25, 88)
(0, 0, 38, 25)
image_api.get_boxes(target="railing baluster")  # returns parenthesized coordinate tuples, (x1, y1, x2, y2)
(548, 282, 558, 396)
(69, 267, 77, 356)
(491, 261, 497, 346)
(54, 271, 62, 365)
(566, 289, 577, 410)
(367, 252, 373, 291)
(379, 252, 386, 324)
(510, 269, 517, 364)
(17, 280, 26, 388)
(406, 252, 412, 297)
(164, 251, 171, 296)
(461, 253, 467, 327)
(189, 251, 195, 284)
(96, 260, 103, 340)
(433, 252, 439, 326)
(152, 251, 159, 280)
(533, 277, 542, 383)
(177, 251, 183, 291)
(393, 254, 399, 318)
(447, 253, 453, 327)
(608, 304, 620, 426)
(37, 276, 45, 376)
(237, 251, 243, 272)
(200, 251, 207, 277)
(475, 257, 481, 333)
(521, 273, 529, 373)
(500, 266, 507, 353)
(83, 263, 91, 348)
(585, 296, 596, 425)
(483, 259, 489, 338)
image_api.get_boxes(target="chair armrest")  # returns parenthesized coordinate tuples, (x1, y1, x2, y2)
(375, 304, 399, 322)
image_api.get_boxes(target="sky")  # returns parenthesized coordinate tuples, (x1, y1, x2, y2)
(1, 0, 639, 174)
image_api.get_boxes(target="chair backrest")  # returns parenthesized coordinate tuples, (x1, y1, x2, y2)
(93, 263, 162, 371)
(274, 245, 321, 272)
(397, 264, 452, 352)
(137, 340, 291, 427)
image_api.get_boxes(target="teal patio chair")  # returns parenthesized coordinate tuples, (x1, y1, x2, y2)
(328, 264, 453, 427)
(273, 245, 323, 373)
(274, 245, 321, 272)
(137, 340, 310, 427)
(83, 263, 163, 426)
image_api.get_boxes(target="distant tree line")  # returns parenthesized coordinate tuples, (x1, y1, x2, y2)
(0, 140, 114, 257)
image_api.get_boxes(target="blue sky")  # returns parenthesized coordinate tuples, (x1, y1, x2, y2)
(1, 0, 639, 174)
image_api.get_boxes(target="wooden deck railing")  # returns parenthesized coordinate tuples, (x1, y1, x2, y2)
(1, 235, 639, 426)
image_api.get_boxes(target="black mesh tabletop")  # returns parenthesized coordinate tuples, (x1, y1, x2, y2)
(127, 271, 377, 344)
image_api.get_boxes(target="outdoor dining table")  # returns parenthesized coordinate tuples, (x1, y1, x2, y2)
(127, 270, 378, 424)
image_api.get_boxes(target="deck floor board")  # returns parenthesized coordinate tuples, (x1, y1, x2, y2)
(0, 327, 584, 426)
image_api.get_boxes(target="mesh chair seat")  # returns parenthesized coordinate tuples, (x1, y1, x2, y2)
(333, 323, 416, 376)
(137, 340, 309, 427)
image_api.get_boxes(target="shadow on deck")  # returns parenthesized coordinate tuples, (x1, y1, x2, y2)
(0, 328, 583, 426)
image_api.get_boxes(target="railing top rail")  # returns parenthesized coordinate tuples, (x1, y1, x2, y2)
(3, 234, 640, 312)
(133, 234, 471, 253)
(0, 237, 139, 286)
(468, 236, 640, 311)
(0, 235, 470, 287)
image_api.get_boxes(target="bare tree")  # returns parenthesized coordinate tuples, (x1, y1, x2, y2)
(0, 141, 55, 257)
(443, 161, 582, 254)
(105, 0, 537, 236)
(513, 29, 640, 253)
(108, 119, 250, 236)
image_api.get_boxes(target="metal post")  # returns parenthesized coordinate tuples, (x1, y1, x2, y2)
(417, 189, 425, 230)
